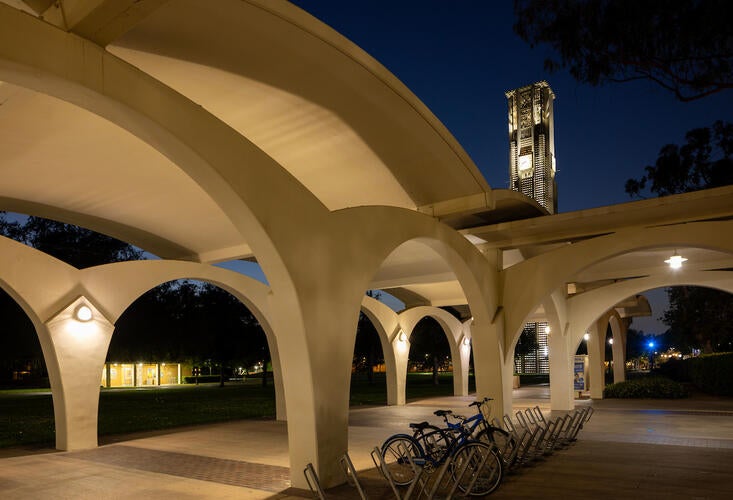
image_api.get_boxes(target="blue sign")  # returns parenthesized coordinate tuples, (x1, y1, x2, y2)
(574, 356, 586, 391)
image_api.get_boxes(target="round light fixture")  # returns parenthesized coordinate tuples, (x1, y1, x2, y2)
(75, 304, 93, 322)
(398, 331, 407, 342)
(463, 337, 470, 346)
(544, 325, 551, 334)
(583, 333, 590, 341)
(664, 251, 687, 269)
(608, 338, 614, 345)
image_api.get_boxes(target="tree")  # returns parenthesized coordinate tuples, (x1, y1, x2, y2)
(514, 0, 733, 101)
(353, 291, 383, 384)
(410, 316, 452, 385)
(625, 121, 733, 197)
(663, 287, 733, 354)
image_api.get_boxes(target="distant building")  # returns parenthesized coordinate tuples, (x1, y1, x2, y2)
(506, 81, 557, 214)
(101, 362, 191, 388)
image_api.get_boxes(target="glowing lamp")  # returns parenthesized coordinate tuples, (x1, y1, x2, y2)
(463, 337, 470, 346)
(583, 333, 590, 341)
(648, 341, 655, 349)
(664, 252, 687, 269)
(74, 304, 93, 322)
(544, 325, 551, 334)
(608, 338, 614, 345)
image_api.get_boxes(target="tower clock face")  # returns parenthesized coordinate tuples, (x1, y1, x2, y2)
(518, 154, 532, 173)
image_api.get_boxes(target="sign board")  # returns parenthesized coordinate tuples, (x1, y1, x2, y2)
(574, 355, 587, 391)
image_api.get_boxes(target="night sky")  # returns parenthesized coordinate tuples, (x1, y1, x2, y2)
(287, 0, 733, 334)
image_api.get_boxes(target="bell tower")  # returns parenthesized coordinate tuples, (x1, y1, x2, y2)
(506, 81, 557, 214)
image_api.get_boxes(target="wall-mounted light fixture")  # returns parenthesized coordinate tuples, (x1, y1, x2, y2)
(74, 304, 93, 322)
(544, 325, 551, 335)
(583, 333, 590, 341)
(608, 338, 614, 345)
(398, 331, 407, 342)
(463, 337, 471, 346)
(664, 250, 687, 269)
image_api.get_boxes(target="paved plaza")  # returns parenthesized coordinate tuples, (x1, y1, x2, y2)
(1, 386, 732, 499)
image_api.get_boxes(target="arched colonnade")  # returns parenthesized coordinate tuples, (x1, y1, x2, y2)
(2, 3, 733, 488)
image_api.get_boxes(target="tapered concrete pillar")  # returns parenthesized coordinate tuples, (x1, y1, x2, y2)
(587, 320, 606, 399)
(453, 324, 472, 397)
(44, 297, 114, 450)
(548, 328, 574, 411)
(392, 331, 410, 406)
(610, 317, 628, 384)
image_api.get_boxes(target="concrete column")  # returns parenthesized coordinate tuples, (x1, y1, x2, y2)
(587, 320, 606, 399)
(610, 317, 628, 384)
(453, 329, 471, 397)
(393, 333, 409, 405)
(44, 298, 114, 450)
(548, 328, 574, 411)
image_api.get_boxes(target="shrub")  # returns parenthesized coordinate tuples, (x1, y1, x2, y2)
(655, 352, 733, 396)
(603, 376, 688, 399)
(687, 352, 733, 396)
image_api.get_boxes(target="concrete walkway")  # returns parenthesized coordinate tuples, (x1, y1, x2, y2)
(1, 386, 732, 498)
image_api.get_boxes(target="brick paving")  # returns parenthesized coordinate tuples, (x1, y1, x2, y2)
(66, 444, 291, 493)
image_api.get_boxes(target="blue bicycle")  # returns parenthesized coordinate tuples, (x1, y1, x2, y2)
(380, 399, 505, 496)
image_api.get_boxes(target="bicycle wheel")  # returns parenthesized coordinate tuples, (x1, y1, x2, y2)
(477, 427, 517, 467)
(416, 426, 451, 463)
(451, 441, 503, 496)
(381, 434, 423, 486)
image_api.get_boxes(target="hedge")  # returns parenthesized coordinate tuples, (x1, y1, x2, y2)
(603, 376, 688, 399)
(656, 352, 733, 396)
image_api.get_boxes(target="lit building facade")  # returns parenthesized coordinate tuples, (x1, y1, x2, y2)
(506, 81, 558, 214)
(101, 362, 191, 388)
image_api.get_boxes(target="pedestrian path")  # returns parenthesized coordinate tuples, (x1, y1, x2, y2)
(1, 387, 732, 499)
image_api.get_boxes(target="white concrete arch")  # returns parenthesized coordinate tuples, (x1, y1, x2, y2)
(333, 205, 506, 413)
(0, 7, 336, 485)
(567, 270, 733, 350)
(399, 306, 471, 398)
(359, 295, 402, 405)
(81, 260, 286, 421)
(502, 221, 733, 356)
(0, 235, 109, 450)
(608, 313, 628, 384)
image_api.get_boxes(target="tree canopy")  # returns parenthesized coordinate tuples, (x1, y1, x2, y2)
(514, 0, 733, 101)
(625, 120, 733, 197)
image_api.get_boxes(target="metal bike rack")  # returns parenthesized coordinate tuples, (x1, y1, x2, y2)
(304, 462, 326, 500)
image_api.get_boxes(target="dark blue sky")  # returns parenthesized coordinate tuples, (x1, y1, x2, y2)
(291, 0, 732, 212)
(288, 0, 733, 334)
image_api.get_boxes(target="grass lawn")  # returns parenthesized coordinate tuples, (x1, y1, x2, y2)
(0, 372, 471, 448)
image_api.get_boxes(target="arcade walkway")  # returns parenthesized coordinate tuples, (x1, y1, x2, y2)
(1, 387, 732, 499)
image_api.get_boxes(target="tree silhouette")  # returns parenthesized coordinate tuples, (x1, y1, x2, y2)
(514, 0, 733, 101)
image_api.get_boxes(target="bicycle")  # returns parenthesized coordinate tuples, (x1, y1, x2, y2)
(432, 398, 517, 467)
(381, 401, 504, 496)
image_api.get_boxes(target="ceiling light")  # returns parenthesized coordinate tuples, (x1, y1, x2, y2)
(664, 251, 687, 269)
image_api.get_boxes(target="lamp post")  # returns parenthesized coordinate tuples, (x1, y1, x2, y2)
(648, 341, 656, 370)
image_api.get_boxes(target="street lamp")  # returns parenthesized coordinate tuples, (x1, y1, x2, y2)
(648, 340, 656, 370)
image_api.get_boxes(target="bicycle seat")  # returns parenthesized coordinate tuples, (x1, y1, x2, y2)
(434, 410, 453, 417)
(409, 421, 432, 430)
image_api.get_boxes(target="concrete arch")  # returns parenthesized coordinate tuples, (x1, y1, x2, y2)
(568, 270, 733, 349)
(333, 205, 505, 412)
(359, 295, 402, 405)
(399, 306, 471, 398)
(81, 260, 286, 421)
(503, 221, 733, 355)
(0, 7, 335, 484)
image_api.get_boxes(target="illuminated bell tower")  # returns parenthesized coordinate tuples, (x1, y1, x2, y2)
(506, 81, 557, 214)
